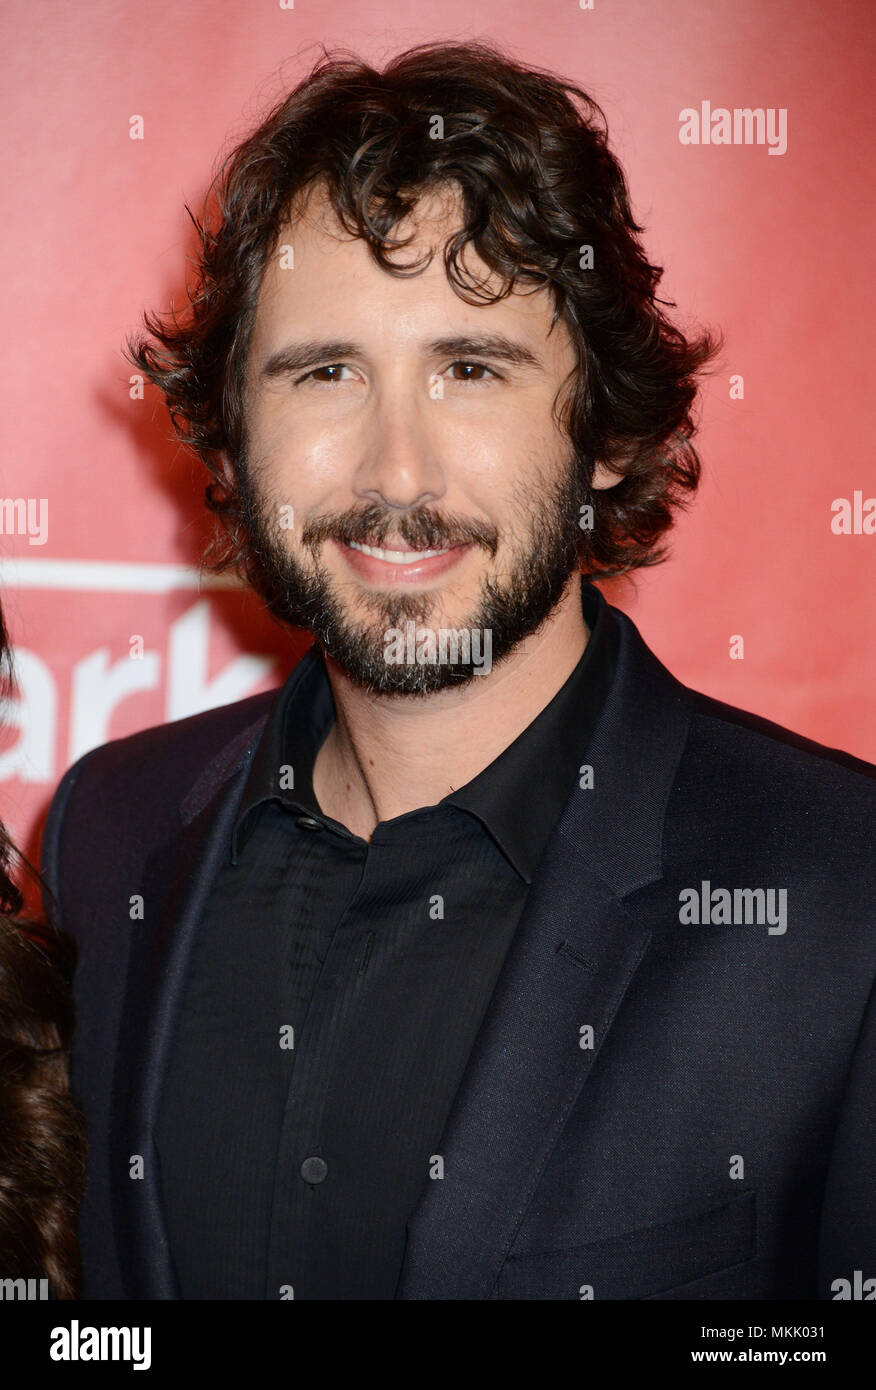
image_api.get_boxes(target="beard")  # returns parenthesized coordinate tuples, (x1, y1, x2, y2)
(236, 452, 588, 697)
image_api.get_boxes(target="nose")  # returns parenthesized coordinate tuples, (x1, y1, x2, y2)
(351, 384, 445, 512)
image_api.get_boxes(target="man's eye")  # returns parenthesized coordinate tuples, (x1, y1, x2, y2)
(447, 361, 496, 382)
(298, 364, 354, 384)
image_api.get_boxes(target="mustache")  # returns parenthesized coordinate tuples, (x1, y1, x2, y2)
(300, 503, 499, 557)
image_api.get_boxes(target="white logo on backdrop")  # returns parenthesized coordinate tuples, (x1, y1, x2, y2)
(0, 559, 275, 782)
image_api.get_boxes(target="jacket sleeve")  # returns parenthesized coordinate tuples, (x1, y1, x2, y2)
(40, 749, 101, 937)
(40, 747, 133, 1299)
(817, 971, 876, 1298)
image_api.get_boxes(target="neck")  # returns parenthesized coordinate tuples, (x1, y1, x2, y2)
(312, 575, 590, 839)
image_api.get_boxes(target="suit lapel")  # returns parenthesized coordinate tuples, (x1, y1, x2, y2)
(110, 717, 267, 1298)
(396, 844, 654, 1299)
(396, 601, 693, 1298)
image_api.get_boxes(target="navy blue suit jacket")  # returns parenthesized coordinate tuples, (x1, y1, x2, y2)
(42, 596, 876, 1299)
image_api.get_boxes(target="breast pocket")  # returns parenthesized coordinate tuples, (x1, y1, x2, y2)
(497, 1188, 756, 1300)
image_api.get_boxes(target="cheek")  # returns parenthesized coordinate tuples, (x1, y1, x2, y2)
(443, 403, 560, 496)
(248, 407, 356, 505)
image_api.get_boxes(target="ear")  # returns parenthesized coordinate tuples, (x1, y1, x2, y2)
(591, 459, 626, 490)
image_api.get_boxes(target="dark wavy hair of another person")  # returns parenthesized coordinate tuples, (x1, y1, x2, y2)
(126, 39, 722, 600)
(0, 611, 85, 1299)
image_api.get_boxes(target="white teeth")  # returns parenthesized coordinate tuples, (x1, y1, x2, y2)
(347, 541, 450, 564)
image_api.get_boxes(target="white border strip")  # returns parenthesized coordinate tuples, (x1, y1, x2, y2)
(0, 557, 243, 594)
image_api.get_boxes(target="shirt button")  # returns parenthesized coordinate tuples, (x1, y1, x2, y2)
(296, 815, 323, 831)
(300, 1156, 328, 1184)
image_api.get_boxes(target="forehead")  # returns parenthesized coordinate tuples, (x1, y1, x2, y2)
(293, 177, 465, 255)
(249, 179, 567, 355)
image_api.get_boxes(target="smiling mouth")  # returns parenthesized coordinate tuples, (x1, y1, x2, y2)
(346, 540, 454, 565)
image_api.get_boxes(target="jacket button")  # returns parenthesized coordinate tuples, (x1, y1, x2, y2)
(300, 1156, 328, 1184)
(296, 816, 323, 831)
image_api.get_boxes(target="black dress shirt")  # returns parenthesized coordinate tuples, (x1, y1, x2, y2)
(156, 578, 618, 1299)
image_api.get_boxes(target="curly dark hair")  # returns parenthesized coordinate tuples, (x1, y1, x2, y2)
(0, 615, 85, 1300)
(127, 39, 721, 585)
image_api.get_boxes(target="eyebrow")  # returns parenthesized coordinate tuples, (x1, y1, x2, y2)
(257, 333, 544, 380)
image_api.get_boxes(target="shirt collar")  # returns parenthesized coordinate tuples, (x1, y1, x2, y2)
(230, 641, 332, 860)
(444, 579, 616, 881)
(232, 578, 617, 879)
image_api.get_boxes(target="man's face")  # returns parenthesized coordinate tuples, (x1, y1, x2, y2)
(239, 182, 608, 695)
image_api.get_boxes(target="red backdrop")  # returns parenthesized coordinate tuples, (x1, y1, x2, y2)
(1, 0, 873, 873)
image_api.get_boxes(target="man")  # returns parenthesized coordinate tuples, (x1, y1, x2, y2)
(43, 41, 875, 1300)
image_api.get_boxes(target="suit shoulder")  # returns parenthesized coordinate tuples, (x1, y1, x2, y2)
(667, 686, 876, 878)
(72, 687, 279, 787)
(653, 688, 876, 972)
(42, 686, 282, 920)
(684, 687, 876, 793)
(47, 686, 280, 852)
